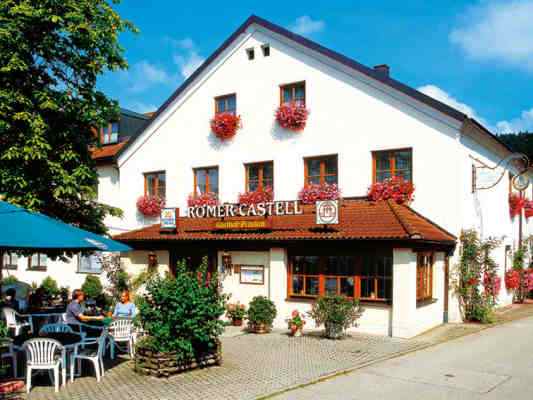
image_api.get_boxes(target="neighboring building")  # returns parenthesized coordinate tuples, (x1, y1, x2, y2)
(2, 108, 150, 290)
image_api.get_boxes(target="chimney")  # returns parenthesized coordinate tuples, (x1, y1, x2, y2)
(373, 64, 390, 78)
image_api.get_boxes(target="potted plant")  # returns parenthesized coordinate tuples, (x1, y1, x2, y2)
(238, 187, 274, 205)
(226, 302, 246, 326)
(247, 296, 277, 334)
(308, 295, 363, 339)
(287, 310, 305, 337)
(298, 183, 340, 205)
(187, 192, 219, 207)
(367, 176, 414, 205)
(136, 195, 164, 217)
(210, 112, 241, 141)
(275, 102, 309, 131)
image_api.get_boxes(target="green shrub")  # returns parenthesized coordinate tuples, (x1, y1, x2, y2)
(136, 258, 226, 360)
(81, 275, 103, 300)
(309, 295, 363, 330)
(39, 276, 59, 297)
(0, 321, 8, 339)
(247, 296, 277, 327)
(1, 276, 19, 286)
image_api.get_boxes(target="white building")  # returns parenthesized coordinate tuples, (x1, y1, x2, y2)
(8, 16, 529, 337)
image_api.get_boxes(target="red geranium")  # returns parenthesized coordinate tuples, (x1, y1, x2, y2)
(466, 277, 479, 287)
(210, 112, 241, 140)
(298, 183, 340, 205)
(275, 102, 309, 131)
(525, 268, 533, 292)
(136, 195, 164, 217)
(238, 187, 274, 205)
(505, 270, 521, 290)
(483, 272, 501, 297)
(509, 193, 525, 218)
(524, 200, 533, 219)
(367, 176, 414, 205)
(187, 192, 219, 207)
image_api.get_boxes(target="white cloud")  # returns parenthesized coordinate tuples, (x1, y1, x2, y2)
(170, 37, 205, 79)
(289, 16, 325, 36)
(450, 0, 533, 71)
(418, 84, 482, 120)
(125, 60, 173, 93)
(124, 101, 157, 114)
(496, 108, 533, 133)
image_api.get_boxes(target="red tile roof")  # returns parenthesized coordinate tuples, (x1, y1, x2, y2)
(114, 199, 456, 246)
(91, 141, 128, 162)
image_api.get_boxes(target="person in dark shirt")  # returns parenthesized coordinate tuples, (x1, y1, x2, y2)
(2, 288, 19, 311)
(66, 289, 103, 325)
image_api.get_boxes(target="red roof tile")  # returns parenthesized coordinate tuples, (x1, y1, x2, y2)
(114, 199, 456, 245)
(91, 141, 128, 161)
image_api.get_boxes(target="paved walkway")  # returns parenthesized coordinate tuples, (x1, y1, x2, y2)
(273, 315, 533, 400)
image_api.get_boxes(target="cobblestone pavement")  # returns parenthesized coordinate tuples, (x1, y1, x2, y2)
(26, 331, 428, 400)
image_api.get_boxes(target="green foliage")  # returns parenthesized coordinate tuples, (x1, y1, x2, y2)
(39, 276, 59, 297)
(308, 295, 363, 330)
(0, 321, 8, 339)
(81, 275, 103, 300)
(454, 230, 501, 324)
(99, 254, 130, 301)
(136, 258, 227, 360)
(247, 296, 277, 327)
(513, 244, 528, 270)
(498, 132, 533, 160)
(0, 0, 135, 251)
(1, 276, 19, 286)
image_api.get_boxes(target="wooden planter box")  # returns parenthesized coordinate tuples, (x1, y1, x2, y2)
(134, 340, 222, 378)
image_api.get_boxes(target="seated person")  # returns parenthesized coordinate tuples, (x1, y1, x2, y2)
(3, 288, 20, 312)
(113, 290, 137, 318)
(66, 289, 103, 325)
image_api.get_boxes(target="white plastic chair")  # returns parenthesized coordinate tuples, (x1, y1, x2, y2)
(70, 333, 106, 382)
(2, 307, 33, 336)
(39, 324, 74, 335)
(108, 319, 134, 358)
(0, 339, 17, 378)
(23, 338, 65, 393)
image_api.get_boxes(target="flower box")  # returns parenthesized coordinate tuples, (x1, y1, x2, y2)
(136, 195, 164, 217)
(210, 112, 241, 140)
(135, 339, 221, 378)
(187, 192, 219, 207)
(298, 183, 340, 205)
(509, 193, 525, 218)
(238, 187, 273, 205)
(275, 102, 309, 131)
(367, 177, 414, 205)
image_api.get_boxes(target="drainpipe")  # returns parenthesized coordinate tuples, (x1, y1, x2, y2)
(443, 254, 449, 323)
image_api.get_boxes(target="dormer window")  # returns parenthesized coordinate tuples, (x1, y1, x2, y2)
(215, 94, 236, 115)
(101, 122, 119, 144)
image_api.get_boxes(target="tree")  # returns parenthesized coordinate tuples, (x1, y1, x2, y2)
(0, 1, 136, 239)
(498, 132, 533, 161)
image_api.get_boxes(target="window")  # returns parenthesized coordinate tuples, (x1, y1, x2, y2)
(288, 253, 393, 301)
(78, 253, 102, 274)
(194, 167, 219, 195)
(246, 162, 273, 192)
(373, 149, 412, 182)
(144, 171, 166, 201)
(280, 82, 305, 106)
(2, 253, 18, 270)
(246, 47, 255, 60)
(261, 44, 270, 57)
(417, 252, 433, 302)
(28, 253, 47, 270)
(215, 94, 236, 115)
(101, 121, 119, 144)
(305, 155, 338, 186)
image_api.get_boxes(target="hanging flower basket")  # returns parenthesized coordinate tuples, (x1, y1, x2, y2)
(504, 270, 520, 290)
(483, 272, 501, 297)
(298, 183, 340, 205)
(524, 200, 533, 219)
(367, 176, 414, 205)
(238, 187, 274, 205)
(136, 195, 165, 217)
(275, 102, 309, 131)
(210, 112, 242, 141)
(509, 193, 525, 218)
(187, 192, 219, 207)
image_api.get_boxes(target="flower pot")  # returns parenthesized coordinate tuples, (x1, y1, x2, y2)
(324, 322, 344, 339)
(250, 322, 270, 334)
(289, 325, 303, 337)
(232, 318, 243, 327)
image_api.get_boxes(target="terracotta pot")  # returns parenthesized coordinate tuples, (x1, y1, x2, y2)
(232, 318, 243, 327)
(324, 322, 344, 339)
(289, 325, 303, 337)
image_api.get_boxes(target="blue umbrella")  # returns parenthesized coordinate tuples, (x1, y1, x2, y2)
(0, 201, 131, 252)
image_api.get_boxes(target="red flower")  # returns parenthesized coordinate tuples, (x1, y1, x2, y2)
(187, 192, 219, 207)
(367, 177, 414, 205)
(509, 193, 525, 218)
(136, 195, 164, 217)
(275, 102, 309, 131)
(298, 183, 341, 205)
(505, 270, 521, 290)
(210, 112, 242, 140)
(238, 187, 274, 205)
(483, 272, 501, 297)
(524, 200, 533, 219)
(466, 277, 479, 287)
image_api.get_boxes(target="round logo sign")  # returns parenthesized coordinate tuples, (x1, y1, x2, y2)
(512, 174, 530, 192)
(317, 200, 338, 224)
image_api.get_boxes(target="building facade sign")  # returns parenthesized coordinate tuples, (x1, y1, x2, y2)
(187, 200, 303, 218)
(316, 200, 339, 225)
(160, 208, 177, 230)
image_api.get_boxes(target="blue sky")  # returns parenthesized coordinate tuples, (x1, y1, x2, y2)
(97, 0, 533, 133)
